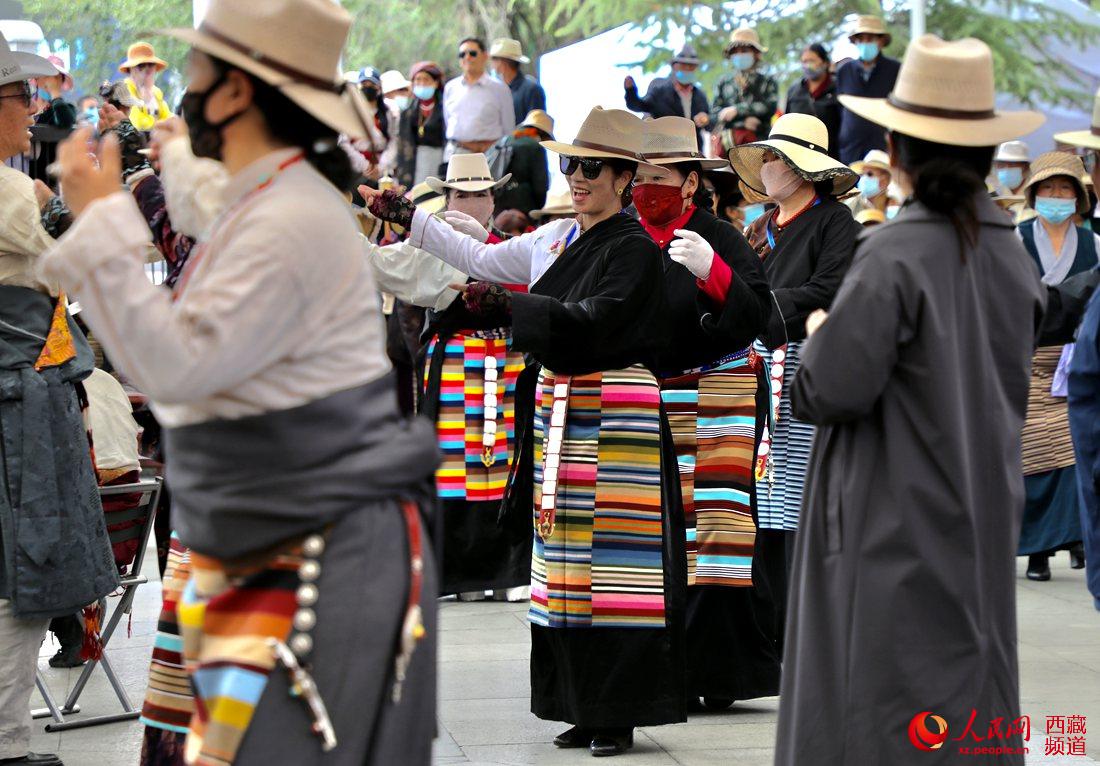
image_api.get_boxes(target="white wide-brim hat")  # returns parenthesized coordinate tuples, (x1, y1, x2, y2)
(851, 149, 892, 175)
(641, 116, 729, 170)
(541, 107, 661, 172)
(530, 190, 576, 219)
(426, 152, 511, 194)
(1054, 87, 1100, 151)
(160, 0, 372, 140)
(380, 69, 411, 95)
(0, 31, 57, 88)
(489, 38, 530, 64)
(994, 140, 1030, 163)
(729, 112, 858, 196)
(839, 35, 1044, 148)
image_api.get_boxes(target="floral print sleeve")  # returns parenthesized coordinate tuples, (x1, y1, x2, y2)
(131, 174, 197, 289)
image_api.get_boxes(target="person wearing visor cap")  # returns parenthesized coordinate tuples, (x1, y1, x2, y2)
(41, 1, 439, 763)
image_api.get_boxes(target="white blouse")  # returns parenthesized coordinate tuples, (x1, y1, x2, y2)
(40, 148, 391, 428)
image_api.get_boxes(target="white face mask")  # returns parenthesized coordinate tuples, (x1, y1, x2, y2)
(449, 192, 495, 227)
(760, 160, 805, 202)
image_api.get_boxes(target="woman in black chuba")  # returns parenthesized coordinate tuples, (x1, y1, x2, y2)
(365, 106, 686, 757)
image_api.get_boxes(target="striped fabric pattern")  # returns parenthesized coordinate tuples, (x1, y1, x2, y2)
(425, 332, 524, 501)
(661, 352, 759, 586)
(529, 365, 667, 629)
(176, 550, 304, 766)
(1021, 345, 1077, 476)
(752, 341, 813, 532)
(140, 533, 193, 734)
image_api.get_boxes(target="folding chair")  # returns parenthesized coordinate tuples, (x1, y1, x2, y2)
(32, 477, 163, 731)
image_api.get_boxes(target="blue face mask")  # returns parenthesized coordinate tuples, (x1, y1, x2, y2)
(1034, 196, 1077, 224)
(856, 42, 880, 62)
(997, 167, 1023, 191)
(742, 203, 766, 225)
(886, 205, 900, 220)
(857, 174, 881, 199)
(392, 95, 412, 111)
(731, 53, 755, 72)
(674, 69, 695, 85)
(413, 85, 436, 101)
(83, 107, 100, 126)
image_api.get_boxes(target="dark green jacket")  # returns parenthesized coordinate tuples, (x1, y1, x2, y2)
(493, 135, 549, 218)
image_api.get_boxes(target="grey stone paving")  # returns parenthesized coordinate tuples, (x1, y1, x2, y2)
(27, 547, 1100, 765)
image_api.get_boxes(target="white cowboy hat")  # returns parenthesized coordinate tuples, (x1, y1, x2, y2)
(848, 15, 892, 45)
(160, 0, 372, 140)
(519, 109, 555, 139)
(728, 112, 858, 196)
(851, 149, 892, 176)
(530, 190, 575, 220)
(1054, 87, 1100, 151)
(541, 107, 660, 171)
(0, 31, 57, 89)
(839, 35, 1044, 148)
(725, 27, 767, 54)
(489, 38, 529, 65)
(995, 140, 1030, 163)
(426, 153, 511, 194)
(380, 70, 410, 95)
(641, 116, 729, 170)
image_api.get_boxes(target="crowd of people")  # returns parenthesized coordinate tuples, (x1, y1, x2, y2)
(1, 1, 1099, 765)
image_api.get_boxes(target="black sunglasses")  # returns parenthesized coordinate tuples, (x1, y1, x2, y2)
(560, 155, 607, 180)
(458, 49, 481, 59)
(0, 83, 32, 108)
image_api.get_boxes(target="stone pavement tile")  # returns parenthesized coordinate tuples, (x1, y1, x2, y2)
(671, 747, 776, 766)
(441, 611, 531, 633)
(441, 640, 531, 663)
(640, 721, 777, 751)
(434, 727, 466, 759)
(459, 735, 680, 765)
(442, 715, 562, 747)
(439, 659, 531, 701)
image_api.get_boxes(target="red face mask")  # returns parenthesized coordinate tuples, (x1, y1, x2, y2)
(633, 182, 686, 226)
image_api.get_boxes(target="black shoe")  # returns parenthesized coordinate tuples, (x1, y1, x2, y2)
(553, 726, 591, 748)
(1026, 554, 1051, 581)
(48, 644, 85, 669)
(0, 753, 64, 766)
(590, 729, 633, 757)
(686, 696, 705, 713)
(1070, 544, 1086, 570)
(702, 696, 735, 711)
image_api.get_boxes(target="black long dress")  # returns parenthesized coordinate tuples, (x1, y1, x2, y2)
(649, 207, 782, 704)
(507, 212, 688, 729)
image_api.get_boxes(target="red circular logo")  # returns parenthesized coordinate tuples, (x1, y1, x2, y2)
(909, 712, 949, 751)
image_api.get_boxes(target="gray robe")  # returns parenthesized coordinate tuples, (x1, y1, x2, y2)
(776, 196, 1045, 765)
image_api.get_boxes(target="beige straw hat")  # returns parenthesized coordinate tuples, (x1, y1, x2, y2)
(728, 112, 858, 196)
(851, 149, 891, 175)
(160, 0, 372, 140)
(848, 15, 892, 45)
(119, 42, 168, 73)
(1021, 151, 1090, 215)
(725, 27, 767, 55)
(489, 38, 530, 64)
(519, 109, 555, 139)
(530, 190, 576, 220)
(541, 107, 660, 171)
(641, 116, 729, 170)
(1054, 87, 1100, 151)
(839, 35, 1044, 148)
(426, 153, 511, 194)
(855, 208, 886, 225)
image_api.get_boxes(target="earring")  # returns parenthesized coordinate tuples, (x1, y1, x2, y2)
(616, 187, 624, 195)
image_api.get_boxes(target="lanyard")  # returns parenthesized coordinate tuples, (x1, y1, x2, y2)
(765, 196, 822, 250)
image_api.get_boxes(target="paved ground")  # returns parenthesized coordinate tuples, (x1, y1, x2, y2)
(28, 548, 1100, 765)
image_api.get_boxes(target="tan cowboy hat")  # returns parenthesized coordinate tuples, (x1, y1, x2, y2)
(728, 112, 858, 196)
(489, 38, 529, 64)
(380, 69, 410, 95)
(1054, 87, 1100, 151)
(541, 107, 661, 171)
(725, 26, 767, 55)
(407, 181, 446, 215)
(160, 0, 372, 140)
(119, 42, 168, 73)
(1021, 151, 1090, 215)
(530, 190, 576, 220)
(855, 208, 886, 225)
(426, 153, 511, 194)
(849, 15, 892, 46)
(995, 140, 1030, 163)
(839, 35, 1044, 148)
(519, 109, 555, 139)
(0, 31, 56, 88)
(851, 149, 891, 176)
(641, 116, 729, 170)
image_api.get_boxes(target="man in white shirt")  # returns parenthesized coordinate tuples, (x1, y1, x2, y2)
(443, 37, 515, 160)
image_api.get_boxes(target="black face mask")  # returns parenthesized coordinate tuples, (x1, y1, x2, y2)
(179, 71, 247, 161)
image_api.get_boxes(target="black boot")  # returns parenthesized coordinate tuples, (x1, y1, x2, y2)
(1026, 554, 1051, 581)
(590, 728, 633, 757)
(0, 753, 64, 765)
(553, 726, 591, 749)
(47, 614, 85, 668)
(1070, 543, 1086, 570)
(702, 697, 735, 711)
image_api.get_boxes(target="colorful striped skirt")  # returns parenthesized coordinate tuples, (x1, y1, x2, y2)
(660, 350, 761, 587)
(424, 330, 525, 502)
(528, 364, 667, 629)
(140, 534, 193, 738)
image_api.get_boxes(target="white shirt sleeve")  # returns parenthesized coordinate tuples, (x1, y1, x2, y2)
(0, 167, 55, 258)
(39, 191, 308, 405)
(159, 137, 229, 239)
(408, 207, 538, 285)
(365, 236, 464, 311)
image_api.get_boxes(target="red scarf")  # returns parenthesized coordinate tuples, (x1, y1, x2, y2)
(641, 205, 696, 249)
(809, 73, 832, 100)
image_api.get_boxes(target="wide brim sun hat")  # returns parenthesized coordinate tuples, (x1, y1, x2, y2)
(728, 112, 858, 196)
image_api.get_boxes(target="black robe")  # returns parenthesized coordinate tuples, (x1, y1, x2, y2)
(509, 212, 688, 728)
(652, 208, 782, 703)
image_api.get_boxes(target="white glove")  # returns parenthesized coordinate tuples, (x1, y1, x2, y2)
(668, 228, 715, 281)
(441, 210, 490, 243)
